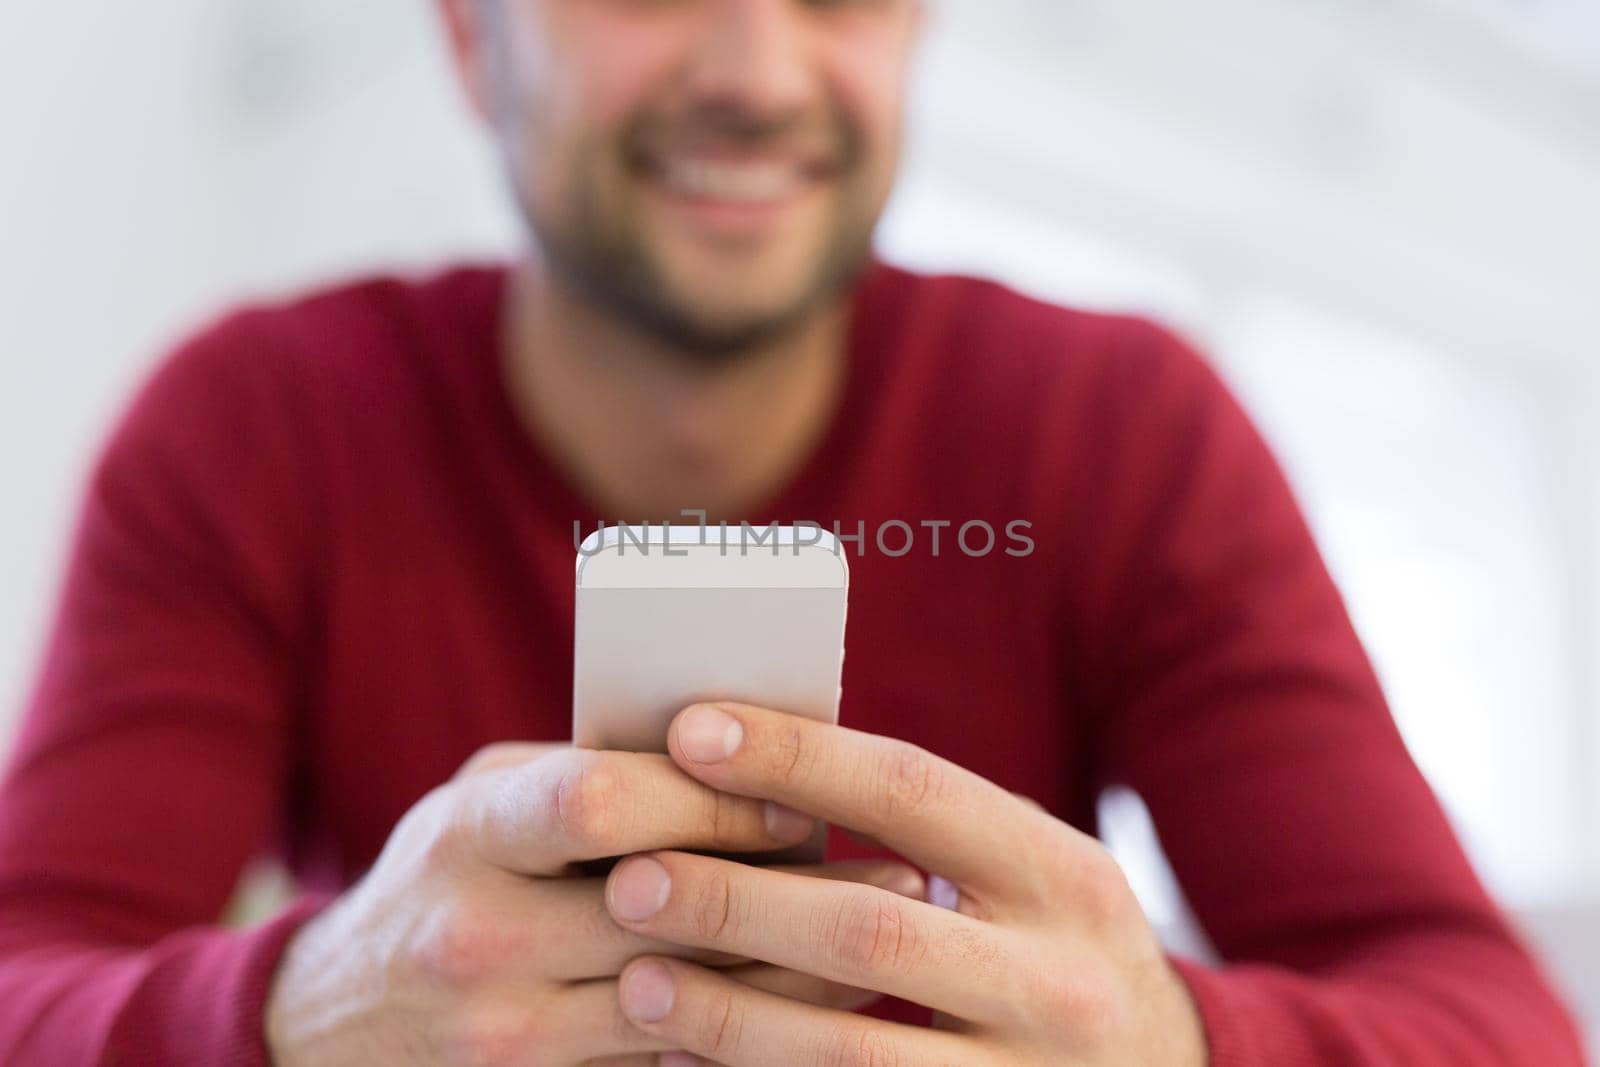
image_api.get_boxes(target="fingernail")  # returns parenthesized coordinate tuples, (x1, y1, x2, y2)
(609, 857, 671, 922)
(764, 801, 814, 843)
(620, 960, 675, 1024)
(678, 704, 742, 764)
(928, 874, 960, 910)
(660, 1051, 699, 1067)
(887, 870, 927, 899)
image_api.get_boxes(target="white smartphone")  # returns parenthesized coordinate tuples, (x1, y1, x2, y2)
(572, 523, 849, 863)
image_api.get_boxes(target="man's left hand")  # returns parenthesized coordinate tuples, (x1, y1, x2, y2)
(602, 701, 1209, 1066)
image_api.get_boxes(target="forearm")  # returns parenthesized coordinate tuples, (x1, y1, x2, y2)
(1172, 929, 1586, 1067)
(1085, 327, 1589, 1066)
(0, 896, 330, 1065)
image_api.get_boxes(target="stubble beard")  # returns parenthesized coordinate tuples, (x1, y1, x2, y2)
(515, 113, 881, 365)
(529, 187, 877, 364)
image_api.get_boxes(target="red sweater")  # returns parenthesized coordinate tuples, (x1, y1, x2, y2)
(0, 261, 1583, 1064)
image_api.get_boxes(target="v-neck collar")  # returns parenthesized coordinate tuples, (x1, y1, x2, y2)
(461, 257, 903, 532)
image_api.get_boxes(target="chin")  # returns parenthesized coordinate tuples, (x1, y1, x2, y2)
(640, 300, 819, 362)
(663, 248, 815, 307)
(643, 266, 834, 353)
(676, 286, 807, 332)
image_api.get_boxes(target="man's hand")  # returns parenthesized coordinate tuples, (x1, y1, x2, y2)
(603, 703, 1210, 1067)
(264, 742, 926, 1065)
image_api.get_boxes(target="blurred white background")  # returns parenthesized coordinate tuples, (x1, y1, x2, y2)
(2, 0, 1597, 1046)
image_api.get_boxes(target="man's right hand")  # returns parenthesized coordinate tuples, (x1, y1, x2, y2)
(263, 742, 925, 1065)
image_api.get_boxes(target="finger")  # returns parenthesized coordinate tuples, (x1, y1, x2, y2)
(552, 979, 684, 1061)
(541, 862, 923, 981)
(604, 851, 1020, 1024)
(524, 878, 752, 981)
(563, 957, 891, 1061)
(766, 859, 926, 900)
(426, 985, 683, 1065)
(615, 956, 972, 1067)
(722, 962, 883, 1014)
(461, 748, 819, 875)
(667, 702, 1066, 898)
(571, 959, 881, 1056)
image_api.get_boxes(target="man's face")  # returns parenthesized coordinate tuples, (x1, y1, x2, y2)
(468, 0, 921, 357)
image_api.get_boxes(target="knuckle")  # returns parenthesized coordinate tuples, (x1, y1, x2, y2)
(1021, 966, 1118, 1040)
(412, 901, 506, 989)
(819, 1022, 902, 1067)
(604, 988, 647, 1048)
(771, 721, 816, 787)
(825, 891, 923, 978)
(691, 866, 743, 942)
(1013, 828, 1119, 918)
(876, 744, 943, 823)
(1073, 841, 1133, 923)
(551, 753, 631, 852)
(580, 885, 629, 949)
(438, 1005, 533, 1067)
(701, 785, 740, 843)
(693, 986, 746, 1056)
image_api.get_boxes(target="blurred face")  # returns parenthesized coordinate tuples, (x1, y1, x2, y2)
(467, 0, 921, 358)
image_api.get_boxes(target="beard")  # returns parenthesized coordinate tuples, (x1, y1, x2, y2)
(514, 105, 882, 364)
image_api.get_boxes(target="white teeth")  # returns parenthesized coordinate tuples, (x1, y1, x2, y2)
(660, 159, 802, 203)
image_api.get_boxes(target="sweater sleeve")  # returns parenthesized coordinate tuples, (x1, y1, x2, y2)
(0, 317, 331, 1064)
(1085, 320, 1586, 1066)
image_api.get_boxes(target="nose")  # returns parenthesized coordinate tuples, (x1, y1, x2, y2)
(684, 0, 816, 119)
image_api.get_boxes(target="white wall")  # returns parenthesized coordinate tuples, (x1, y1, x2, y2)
(0, 1, 515, 723)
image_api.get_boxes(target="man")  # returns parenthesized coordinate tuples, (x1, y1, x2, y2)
(0, 0, 1584, 1063)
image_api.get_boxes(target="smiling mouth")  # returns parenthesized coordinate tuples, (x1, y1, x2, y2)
(628, 133, 844, 214)
(657, 158, 814, 203)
